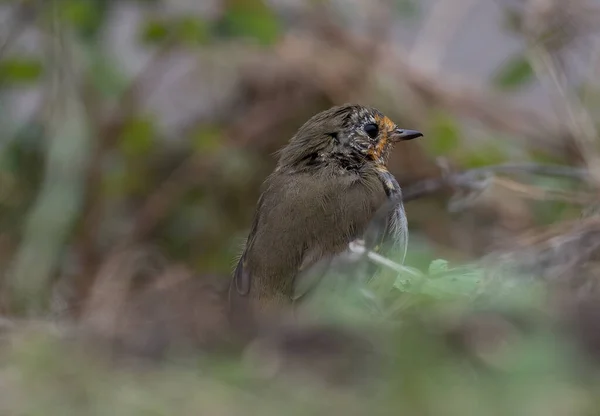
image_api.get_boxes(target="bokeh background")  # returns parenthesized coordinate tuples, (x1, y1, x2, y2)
(2, 0, 600, 414)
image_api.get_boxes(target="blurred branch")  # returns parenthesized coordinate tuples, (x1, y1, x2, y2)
(403, 163, 590, 202)
(492, 177, 592, 204)
(125, 90, 314, 244)
(0, 2, 33, 59)
(527, 45, 600, 183)
(124, 153, 209, 245)
(395, 60, 576, 157)
(581, 40, 600, 110)
(75, 37, 179, 301)
(5, 7, 91, 315)
(514, 0, 600, 179)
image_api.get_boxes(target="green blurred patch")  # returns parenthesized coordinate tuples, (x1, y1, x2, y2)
(118, 116, 156, 157)
(142, 18, 169, 43)
(531, 194, 580, 227)
(141, 15, 211, 46)
(427, 112, 461, 155)
(428, 258, 449, 274)
(492, 53, 534, 91)
(87, 50, 129, 98)
(218, 0, 281, 45)
(102, 157, 149, 198)
(0, 58, 43, 86)
(528, 149, 569, 165)
(191, 125, 222, 154)
(501, 8, 524, 34)
(174, 16, 211, 44)
(394, 259, 483, 301)
(458, 141, 509, 168)
(57, 0, 107, 39)
(394, 0, 420, 18)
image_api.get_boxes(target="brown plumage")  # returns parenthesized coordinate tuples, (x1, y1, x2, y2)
(230, 104, 422, 315)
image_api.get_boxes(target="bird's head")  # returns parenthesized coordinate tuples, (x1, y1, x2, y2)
(277, 104, 422, 171)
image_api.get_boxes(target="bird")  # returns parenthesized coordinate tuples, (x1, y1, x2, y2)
(229, 103, 422, 318)
(75, 105, 421, 376)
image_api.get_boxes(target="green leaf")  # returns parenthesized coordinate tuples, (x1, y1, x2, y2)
(428, 259, 449, 275)
(0, 58, 43, 85)
(395, 261, 485, 301)
(419, 272, 482, 299)
(219, 1, 280, 45)
(492, 54, 534, 90)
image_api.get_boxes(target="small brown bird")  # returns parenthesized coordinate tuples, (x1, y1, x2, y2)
(230, 104, 422, 315)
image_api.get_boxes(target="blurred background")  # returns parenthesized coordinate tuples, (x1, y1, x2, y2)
(2, 0, 600, 414)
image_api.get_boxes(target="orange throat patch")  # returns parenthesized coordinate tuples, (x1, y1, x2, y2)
(369, 114, 396, 162)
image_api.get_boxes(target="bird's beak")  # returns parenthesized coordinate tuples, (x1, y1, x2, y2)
(392, 128, 423, 141)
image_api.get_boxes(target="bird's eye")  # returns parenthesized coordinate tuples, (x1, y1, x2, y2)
(364, 123, 379, 139)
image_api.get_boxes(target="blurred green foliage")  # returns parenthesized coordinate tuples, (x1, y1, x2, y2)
(0, 252, 593, 415)
(119, 116, 156, 157)
(0, 57, 43, 86)
(141, 16, 211, 45)
(428, 111, 461, 155)
(458, 141, 509, 168)
(57, 0, 107, 39)
(394, 0, 420, 18)
(218, 0, 281, 45)
(492, 53, 535, 91)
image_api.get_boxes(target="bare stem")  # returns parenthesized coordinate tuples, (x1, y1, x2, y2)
(527, 44, 600, 184)
(402, 162, 590, 202)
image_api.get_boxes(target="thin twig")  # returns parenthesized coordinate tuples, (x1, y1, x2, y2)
(580, 38, 600, 116)
(378, 49, 575, 159)
(526, 38, 600, 182)
(492, 177, 593, 204)
(348, 240, 422, 277)
(402, 163, 590, 202)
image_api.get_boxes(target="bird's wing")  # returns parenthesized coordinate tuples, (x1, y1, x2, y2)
(291, 249, 332, 302)
(363, 170, 409, 264)
(230, 192, 266, 297)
